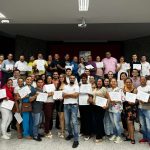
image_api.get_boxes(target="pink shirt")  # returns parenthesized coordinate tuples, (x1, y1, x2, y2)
(102, 57, 117, 74)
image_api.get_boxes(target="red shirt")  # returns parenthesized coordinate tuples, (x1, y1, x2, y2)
(2, 85, 14, 101)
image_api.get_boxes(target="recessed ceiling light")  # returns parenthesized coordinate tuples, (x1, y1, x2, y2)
(0, 12, 6, 18)
(78, 0, 89, 11)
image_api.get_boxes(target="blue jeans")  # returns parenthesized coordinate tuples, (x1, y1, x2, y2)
(32, 112, 43, 138)
(64, 104, 79, 141)
(139, 109, 150, 142)
(22, 112, 33, 137)
(109, 112, 122, 136)
(104, 111, 113, 135)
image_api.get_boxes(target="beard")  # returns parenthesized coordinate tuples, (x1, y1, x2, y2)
(70, 81, 74, 85)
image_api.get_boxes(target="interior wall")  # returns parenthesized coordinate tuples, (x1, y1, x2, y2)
(15, 35, 48, 61)
(48, 42, 123, 61)
(123, 36, 150, 62)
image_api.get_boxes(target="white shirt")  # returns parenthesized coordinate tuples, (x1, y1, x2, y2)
(141, 61, 150, 76)
(15, 60, 28, 74)
(14, 86, 21, 94)
(63, 84, 79, 104)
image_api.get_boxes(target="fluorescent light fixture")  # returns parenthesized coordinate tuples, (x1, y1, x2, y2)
(1, 19, 9, 24)
(78, 0, 89, 11)
(0, 12, 6, 18)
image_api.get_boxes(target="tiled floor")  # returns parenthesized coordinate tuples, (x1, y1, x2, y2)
(0, 127, 149, 150)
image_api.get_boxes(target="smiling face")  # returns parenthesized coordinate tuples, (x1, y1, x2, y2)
(25, 77, 32, 86)
(125, 78, 133, 88)
(97, 79, 103, 88)
(6, 79, 13, 88)
(110, 78, 117, 88)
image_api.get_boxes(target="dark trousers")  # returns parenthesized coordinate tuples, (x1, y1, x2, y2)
(43, 103, 54, 134)
(79, 105, 93, 136)
(93, 105, 105, 139)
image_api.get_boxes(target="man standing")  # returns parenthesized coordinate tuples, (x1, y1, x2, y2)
(1, 53, 15, 84)
(102, 51, 117, 77)
(15, 55, 28, 79)
(63, 75, 79, 148)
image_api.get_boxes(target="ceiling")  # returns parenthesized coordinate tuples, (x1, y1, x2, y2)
(1, 0, 150, 41)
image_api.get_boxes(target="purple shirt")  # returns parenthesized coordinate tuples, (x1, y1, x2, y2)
(87, 61, 96, 76)
(102, 57, 117, 74)
(131, 77, 140, 88)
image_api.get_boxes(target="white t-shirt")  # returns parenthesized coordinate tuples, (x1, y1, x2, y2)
(63, 84, 79, 104)
(140, 61, 150, 76)
(15, 60, 28, 74)
(14, 86, 21, 94)
(137, 85, 150, 109)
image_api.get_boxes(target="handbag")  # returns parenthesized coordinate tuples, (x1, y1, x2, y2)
(21, 102, 32, 112)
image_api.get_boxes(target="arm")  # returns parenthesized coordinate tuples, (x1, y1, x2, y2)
(63, 92, 79, 99)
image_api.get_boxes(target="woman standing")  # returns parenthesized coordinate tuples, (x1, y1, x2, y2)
(22, 76, 36, 139)
(92, 78, 110, 143)
(43, 75, 55, 138)
(123, 78, 138, 144)
(0, 79, 14, 140)
(78, 57, 85, 77)
(95, 56, 104, 80)
(108, 78, 123, 143)
(55, 74, 67, 138)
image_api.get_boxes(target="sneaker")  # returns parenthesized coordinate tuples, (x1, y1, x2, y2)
(59, 134, 65, 138)
(58, 132, 61, 136)
(95, 139, 103, 144)
(1, 135, 10, 140)
(33, 136, 42, 142)
(45, 132, 53, 138)
(114, 136, 123, 143)
(6, 132, 11, 137)
(109, 135, 116, 141)
(79, 133, 83, 137)
(65, 135, 73, 141)
(84, 136, 90, 141)
(72, 141, 79, 148)
(139, 139, 148, 143)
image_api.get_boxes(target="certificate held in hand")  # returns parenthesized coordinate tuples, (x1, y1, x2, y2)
(133, 64, 141, 70)
(14, 113, 23, 124)
(43, 84, 55, 93)
(79, 95, 89, 105)
(0, 89, 6, 99)
(137, 91, 149, 103)
(18, 86, 31, 99)
(85, 65, 94, 70)
(109, 92, 122, 102)
(125, 92, 137, 103)
(95, 96, 107, 107)
(36, 93, 48, 102)
(80, 84, 92, 94)
(1, 100, 15, 110)
(53, 91, 63, 100)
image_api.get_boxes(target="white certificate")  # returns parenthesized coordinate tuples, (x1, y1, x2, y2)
(96, 62, 104, 68)
(53, 91, 63, 99)
(14, 113, 23, 124)
(85, 64, 94, 70)
(1, 100, 15, 110)
(137, 91, 149, 102)
(6, 64, 14, 70)
(80, 84, 92, 94)
(117, 80, 124, 89)
(65, 65, 73, 70)
(43, 84, 55, 93)
(123, 63, 130, 70)
(13, 79, 18, 87)
(36, 93, 48, 102)
(0, 89, 6, 99)
(95, 96, 107, 107)
(27, 66, 32, 72)
(18, 86, 31, 99)
(133, 64, 141, 70)
(37, 60, 45, 71)
(18, 64, 27, 72)
(125, 92, 137, 103)
(109, 92, 122, 101)
(79, 94, 89, 105)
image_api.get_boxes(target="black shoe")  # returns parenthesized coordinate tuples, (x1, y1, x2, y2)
(33, 137, 42, 142)
(72, 141, 79, 148)
(65, 135, 73, 141)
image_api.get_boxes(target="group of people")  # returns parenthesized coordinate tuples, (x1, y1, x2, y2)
(0, 51, 150, 148)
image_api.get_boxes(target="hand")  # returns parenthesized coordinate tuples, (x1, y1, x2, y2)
(128, 102, 135, 105)
(16, 109, 20, 113)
